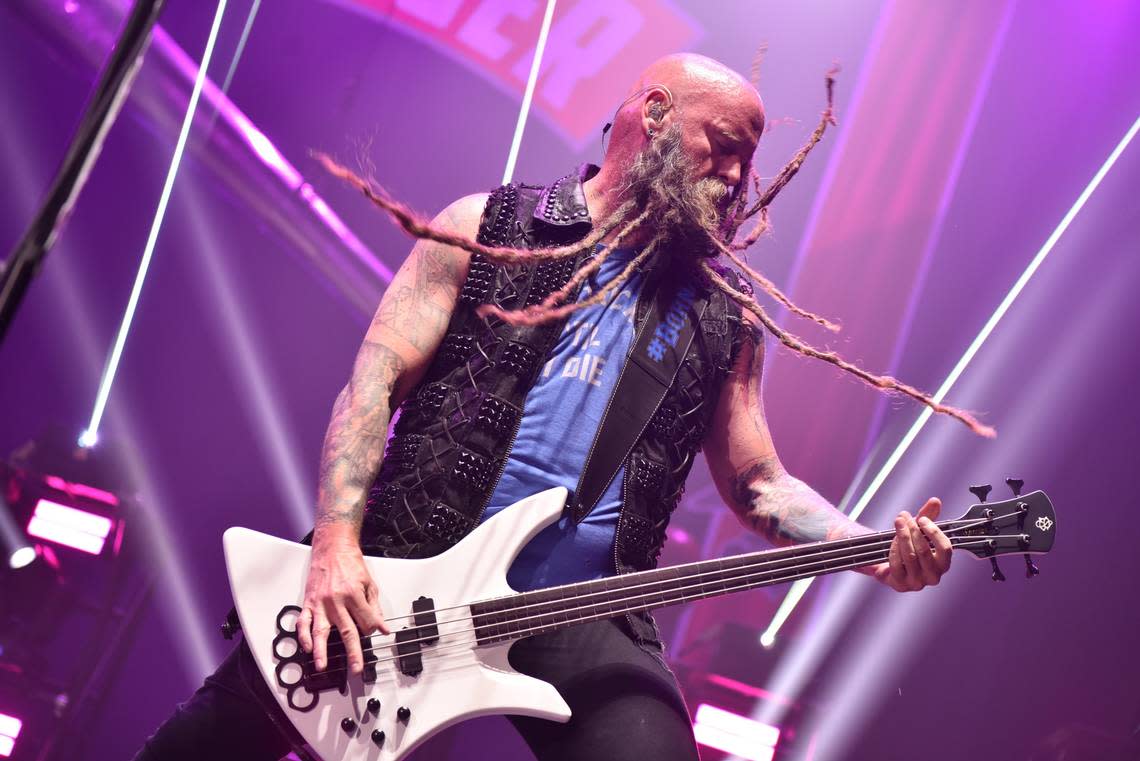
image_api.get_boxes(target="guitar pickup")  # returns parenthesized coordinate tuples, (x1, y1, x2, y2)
(395, 628, 423, 677)
(412, 596, 439, 644)
(394, 597, 438, 677)
(302, 628, 349, 694)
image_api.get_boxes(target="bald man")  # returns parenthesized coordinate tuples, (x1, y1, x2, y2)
(136, 53, 951, 761)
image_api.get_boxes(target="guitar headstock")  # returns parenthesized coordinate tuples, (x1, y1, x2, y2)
(952, 489, 1056, 558)
(946, 480, 1055, 581)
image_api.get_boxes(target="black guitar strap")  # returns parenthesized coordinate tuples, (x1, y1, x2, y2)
(569, 277, 706, 523)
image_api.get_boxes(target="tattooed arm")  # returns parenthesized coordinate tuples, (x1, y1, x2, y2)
(704, 320, 867, 546)
(297, 192, 487, 674)
(703, 315, 952, 591)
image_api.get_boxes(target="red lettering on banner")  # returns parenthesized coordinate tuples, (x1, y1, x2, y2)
(351, 0, 701, 147)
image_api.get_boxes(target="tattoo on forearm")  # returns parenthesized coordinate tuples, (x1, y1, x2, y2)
(311, 205, 465, 537)
(314, 341, 406, 533)
(730, 457, 867, 546)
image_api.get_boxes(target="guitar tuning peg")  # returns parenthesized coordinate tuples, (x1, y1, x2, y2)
(1005, 478, 1025, 497)
(1024, 555, 1040, 577)
(969, 484, 992, 502)
(990, 558, 1006, 581)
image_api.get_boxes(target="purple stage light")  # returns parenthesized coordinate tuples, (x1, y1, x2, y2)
(693, 703, 780, 761)
(26, 498, 113, 556)
(0, 712, 21, 758)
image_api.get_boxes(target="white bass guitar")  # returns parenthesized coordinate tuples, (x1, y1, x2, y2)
(224, 484, 1055, 760)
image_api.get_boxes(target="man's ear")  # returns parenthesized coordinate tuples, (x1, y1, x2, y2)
(642, 88, 673, 136)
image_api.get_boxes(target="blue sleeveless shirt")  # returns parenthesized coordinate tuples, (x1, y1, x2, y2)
(479, 247, 644, 591)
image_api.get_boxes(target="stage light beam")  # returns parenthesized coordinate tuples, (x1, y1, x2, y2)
(760, 110, 1140, 647)
(501, 0, 557, 185)
(81, 0, 230, 447)
(0, 494, 35, 570)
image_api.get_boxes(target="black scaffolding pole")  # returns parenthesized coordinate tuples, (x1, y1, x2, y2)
(0, 0, 167, 348)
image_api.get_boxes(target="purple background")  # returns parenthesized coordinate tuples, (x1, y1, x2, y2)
(2, 1, 1138, 759)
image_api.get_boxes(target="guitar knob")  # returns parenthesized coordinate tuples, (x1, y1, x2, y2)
(397, 706, 411, 723)
(969, 484, 992, 502)
(1024, 555, 1040, 577)
(371, 729, 386, 747)
(1005, 478, 1024, 496)
(341, 717, 357, 735)
(367, 698, 381, 715)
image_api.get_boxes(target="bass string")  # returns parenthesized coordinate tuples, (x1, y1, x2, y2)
(313, 534, 1002, 678)
(326, 516, 993, 631)
(317, 531, 909, 668)
(317, 522, 998, 669)
(315, 515, 996, 667)
(307, 537, 1003, 678)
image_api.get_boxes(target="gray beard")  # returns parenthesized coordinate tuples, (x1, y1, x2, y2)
(616, 123, 732, 257)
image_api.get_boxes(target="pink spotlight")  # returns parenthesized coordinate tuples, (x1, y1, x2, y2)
(26, 498, 113, 555)
(43, 474, 120, 507)
(0, 711, 22, 758)
(693, 703, 780, 761)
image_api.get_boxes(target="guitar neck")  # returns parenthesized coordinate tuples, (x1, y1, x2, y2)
(471, 526, 916, 645)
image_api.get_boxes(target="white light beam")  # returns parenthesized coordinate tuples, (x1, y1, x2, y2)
(501, 0, 557, 185)
(760, 111, 1140, 645)
(81, 0, 230, 447)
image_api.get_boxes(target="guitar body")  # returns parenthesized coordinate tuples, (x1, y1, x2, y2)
(223, 487, 573, 761)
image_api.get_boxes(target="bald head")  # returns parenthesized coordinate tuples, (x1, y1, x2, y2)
(603, 53, 765, 197)
(628, 53, 762, 115)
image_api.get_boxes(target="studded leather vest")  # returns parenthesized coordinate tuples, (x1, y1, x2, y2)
(359, 165, 749, 641)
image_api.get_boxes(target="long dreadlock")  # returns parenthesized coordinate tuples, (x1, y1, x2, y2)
(315, 68, 994, 438)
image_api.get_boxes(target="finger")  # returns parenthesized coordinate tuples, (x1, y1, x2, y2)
(909, 515, 940, 586)
(312, 610, 332, 671)
(297, 607, 313, 653)
(890, 515, 907, 585)
(896, 511, 924, 591)
(363, 582, 391, 636)
(921, 516, 953, 574)
(346, 585, 384, 638)
(331, 604, 364, 676)
(917, 497, 942, 522)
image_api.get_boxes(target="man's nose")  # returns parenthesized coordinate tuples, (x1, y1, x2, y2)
(719, 158, 742, 189)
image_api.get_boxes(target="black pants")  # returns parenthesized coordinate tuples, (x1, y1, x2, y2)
(133, 618, 700, 761)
